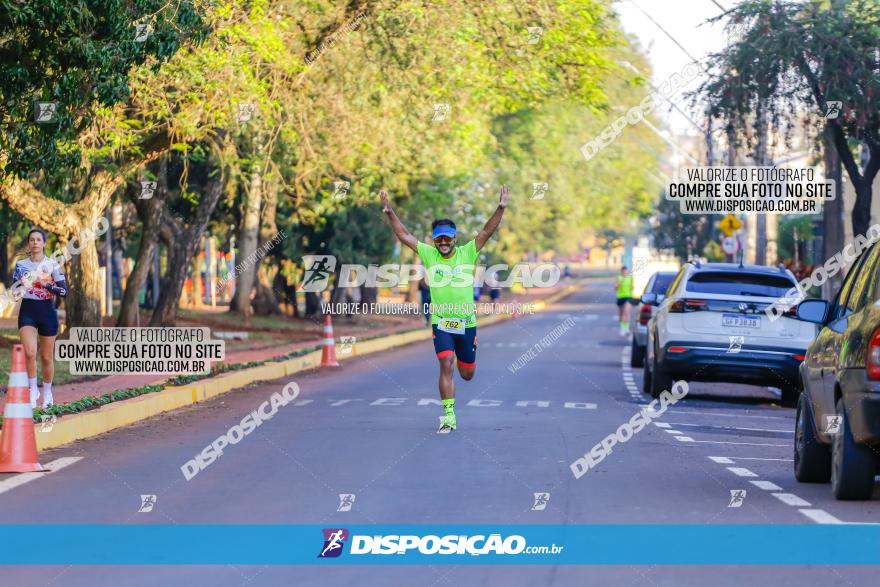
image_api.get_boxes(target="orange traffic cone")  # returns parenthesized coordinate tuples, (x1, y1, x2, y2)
(0, 344, 43, 472)
(321, 314, 340, 367)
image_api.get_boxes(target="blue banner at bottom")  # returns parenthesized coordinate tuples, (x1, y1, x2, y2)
(0, 525, 878, 565)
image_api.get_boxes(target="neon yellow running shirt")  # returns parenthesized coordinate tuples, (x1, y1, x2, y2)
(616, 274, 633, 299)
(417, 239, 479, 327)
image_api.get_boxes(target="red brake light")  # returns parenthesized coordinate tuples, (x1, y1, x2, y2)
(782, 306, 797, 318)
(867, 328, 880, 380)
(792, 354, 805, 361)
(669, 299, 706, 313)
(638, 304, 652, 325)
(668, 346, 687, 353)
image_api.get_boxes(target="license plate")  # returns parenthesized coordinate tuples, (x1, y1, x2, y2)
(438, 318, 465, 334)
(722, 314, 760, 329)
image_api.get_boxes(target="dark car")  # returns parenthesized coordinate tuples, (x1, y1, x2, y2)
(629, 271, 676, 367)
(795, 241, 880, 500)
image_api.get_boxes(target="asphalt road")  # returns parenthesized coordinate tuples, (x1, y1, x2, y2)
(1, 279, 879, 586)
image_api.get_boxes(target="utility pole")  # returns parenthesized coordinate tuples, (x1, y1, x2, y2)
(755, 104, 768, 265)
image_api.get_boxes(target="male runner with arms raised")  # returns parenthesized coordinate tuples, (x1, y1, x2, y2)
(380, 186, 509, 432)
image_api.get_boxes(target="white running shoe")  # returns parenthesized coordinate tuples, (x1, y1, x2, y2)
(42, 389, 54, 409)
(29, 387, 40, 409)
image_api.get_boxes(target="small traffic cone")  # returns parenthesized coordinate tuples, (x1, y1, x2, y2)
(321, 314, 340, 367)
(0, 344, 43, 472)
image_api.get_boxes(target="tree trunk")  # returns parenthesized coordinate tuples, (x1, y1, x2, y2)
(822, 134, 845, 299)
(118, 160, 166, 327)
(149, 154, 227, 327)
(63, 229, 103, 327)
(851, 180, 872, 242)
(231, 163, 263, 317)
(253, 264, 281, 315)
(117, 227, 157, 326)
(251, 169, 281, 315)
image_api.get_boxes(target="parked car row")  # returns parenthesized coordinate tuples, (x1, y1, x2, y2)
(636, 252, 880, 500)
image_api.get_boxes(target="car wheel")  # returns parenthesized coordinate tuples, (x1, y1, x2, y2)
(650, 349, 672, 399)
(630, 338, 645, 368)
(831, 397, 876, 500)
(642, 354, 652, 395)
(794, 392, 831, 483)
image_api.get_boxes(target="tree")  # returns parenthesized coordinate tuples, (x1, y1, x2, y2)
(696, 0, 880, 237)
(0, 1, 209, 326)
(0, 0, 209, 177)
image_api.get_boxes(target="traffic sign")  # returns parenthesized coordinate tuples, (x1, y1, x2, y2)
(719, 214, 742, 237)
(721, 236, 739, 256)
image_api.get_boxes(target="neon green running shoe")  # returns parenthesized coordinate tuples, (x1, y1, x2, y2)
(438, 414, 457, 433)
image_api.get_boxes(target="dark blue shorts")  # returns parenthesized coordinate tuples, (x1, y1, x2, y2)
(432, 324, 477, 368)
(18, 299, 60, 337)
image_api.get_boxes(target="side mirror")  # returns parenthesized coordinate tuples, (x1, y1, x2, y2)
(640, 292, 657, 305)
(796, 299, 830, 324)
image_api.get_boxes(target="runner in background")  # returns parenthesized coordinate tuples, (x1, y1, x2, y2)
(615, 265, 633, 337)
(12, 228, 68, 408)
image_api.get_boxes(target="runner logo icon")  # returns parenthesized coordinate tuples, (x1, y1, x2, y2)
(337, 494, 356, 512)
(531, 492, 550, 511)
(301, 255, 337, 292)
(319, 528, 349, 558)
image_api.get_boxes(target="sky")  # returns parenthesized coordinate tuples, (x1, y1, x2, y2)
(614, 0, 739, 136)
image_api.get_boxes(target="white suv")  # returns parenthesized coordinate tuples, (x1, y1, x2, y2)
(643, 262, 817, 404)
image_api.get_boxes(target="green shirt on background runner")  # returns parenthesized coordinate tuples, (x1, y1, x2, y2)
(417, 239, 479, 328)
(616, 273, 633, 299)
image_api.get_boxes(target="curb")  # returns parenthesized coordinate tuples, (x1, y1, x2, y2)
(34, 282, 580, 451)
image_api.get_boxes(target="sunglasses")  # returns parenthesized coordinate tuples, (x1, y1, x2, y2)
(433, 236, 454, 244)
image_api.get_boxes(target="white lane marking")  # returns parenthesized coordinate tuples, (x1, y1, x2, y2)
(654, 422, 671, 428)
(727, 467, 758, 477)
(750, 480, 783, 491)
(0, 457, 83, 496)
(674, 436, 695, 442)
(665, 409, 789, 421)
(726, 456, 792, 462)
(665, 430, 684, 435)
(773, 493, 811, 507)
(708, 456, 734, 464)
(666, 422, 792, 434)
(688, 440, 788, 447)
(799, 509, 844, 525)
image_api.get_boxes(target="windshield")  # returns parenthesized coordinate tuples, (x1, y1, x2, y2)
(651, 273, 676, 295)
(685, 271, 795, 298)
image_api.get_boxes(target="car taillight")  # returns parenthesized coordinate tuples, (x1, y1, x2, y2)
(782, 306, 797, 318)
(867, 327, 880, 380)
(638, 304, 652, 325)
(668, 299, 707, 313)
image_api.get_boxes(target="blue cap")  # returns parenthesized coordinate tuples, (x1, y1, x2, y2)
(432, 225, 456, 239)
